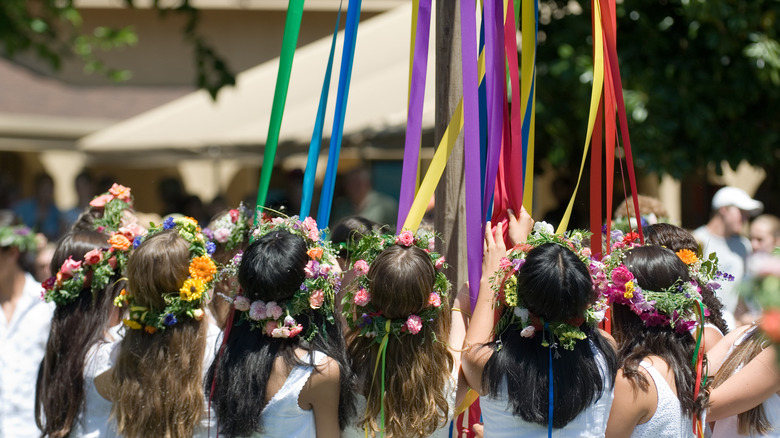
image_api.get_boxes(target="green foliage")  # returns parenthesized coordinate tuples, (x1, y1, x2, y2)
(533, 0, 780, 177)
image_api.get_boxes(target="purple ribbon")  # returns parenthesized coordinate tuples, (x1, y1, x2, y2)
(396, 0, 433, 231)
(481, 0, 505, 220)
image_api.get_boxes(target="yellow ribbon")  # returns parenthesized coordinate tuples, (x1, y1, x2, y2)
(520, 0, 536, 213)
(453, 388, 480, 417)
(556, 0, 605, 235)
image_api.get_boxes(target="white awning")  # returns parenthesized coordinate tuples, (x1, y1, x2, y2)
(78, 2, 435, 153)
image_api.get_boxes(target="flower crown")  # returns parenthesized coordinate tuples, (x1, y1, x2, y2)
(203, 204, 250, 251)
(89, 183, 134, 233)
(0, 225, 37, 252)
(674, 248, 734, 293)
(115, 216, 217, 333)
(491, 223, 601, 351)
(603, 263, 706, 333)
(221, 215, 340, 339)
(342, 229, 451, 342)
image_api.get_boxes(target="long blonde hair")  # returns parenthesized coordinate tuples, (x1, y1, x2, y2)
(712, 324, 772, 435)
(348, 244, 453, 437)
(111, 230, 208, 438)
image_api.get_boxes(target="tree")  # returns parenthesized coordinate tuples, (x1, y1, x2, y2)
(0, 0, 235, 98)
(534, 0, 780, 178)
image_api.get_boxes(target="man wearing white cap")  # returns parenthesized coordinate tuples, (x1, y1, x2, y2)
(693, 186, 764, 330)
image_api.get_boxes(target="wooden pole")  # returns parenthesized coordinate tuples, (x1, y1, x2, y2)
(434, 0, 467, 290)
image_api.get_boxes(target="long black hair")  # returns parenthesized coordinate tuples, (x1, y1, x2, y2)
(483, 243, 617, 428)
(206, 230, 354, 437)
(35, 230, 124, 437)
(612, 245, 708, 418)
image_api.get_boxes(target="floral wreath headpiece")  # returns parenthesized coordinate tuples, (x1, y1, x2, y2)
(114, 216, 217, 333)
(342, 229, 451, 342)
(89, 183, 134, 233)
(491, 222, 602, 351)
(220, 215, 340, 339)
(203, 204, 250, 251)
(674, 248, 734, 295)
(0, 225, 37, 253)
(43, 186, 145, 307)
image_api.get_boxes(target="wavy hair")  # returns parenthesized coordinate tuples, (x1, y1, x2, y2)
(206, 230, 355, 437)
(110, 230, 207, 438)
(347, 244, 453, 438)
(35, 230, 122, 438)
(612, 245, 709, 419)
(644, 223, 729, 335)
(482, 243, 617, 428)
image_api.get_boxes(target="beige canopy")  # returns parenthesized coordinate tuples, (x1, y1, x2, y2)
(78, 2, 435, 153)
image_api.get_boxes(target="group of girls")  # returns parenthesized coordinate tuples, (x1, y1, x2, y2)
(31, 183, 780, 438)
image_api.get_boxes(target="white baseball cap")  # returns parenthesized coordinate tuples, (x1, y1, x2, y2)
(711, 186, 764, 216)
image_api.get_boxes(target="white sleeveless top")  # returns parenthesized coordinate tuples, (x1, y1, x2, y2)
(710, 327, 780, 438)
(341, 367, 458, 438)
(251, 350, 328, 438)
(631, 361, 694, 438)
(480, 341, 615, 438)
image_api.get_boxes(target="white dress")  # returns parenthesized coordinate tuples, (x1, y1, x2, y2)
(480, 341, 615, 438)
(341, 366, 458, 438)
(248, 350, 328, 438)
(630, 361, 694, 438)
(0, 273, 52, 438)
(710, 326, 780, 438)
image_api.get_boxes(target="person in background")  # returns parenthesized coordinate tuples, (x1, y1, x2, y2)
(330, 167, 398, 229)
(63, 172, 96, 228)
(693, 186, 763, 330)
(0, 218, 52, 438)
(750, 214, 780, 254)
(34, 242, 56, 283)
(13, 173, 63, 241)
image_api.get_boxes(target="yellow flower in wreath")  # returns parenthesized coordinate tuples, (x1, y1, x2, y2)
(180, 278, 206, 301)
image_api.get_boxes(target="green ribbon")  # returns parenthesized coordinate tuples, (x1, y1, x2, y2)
(365, 320, 391, 438)
(254, 0, 306, 224)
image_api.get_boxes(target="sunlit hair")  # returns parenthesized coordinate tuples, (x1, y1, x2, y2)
(207, 230, 355, 437)
(644, 223, 729, 335)
(35, 231, 122, 438)
(483, 243, 617, 427)
(612, 245, 709, 419)
(347, 244, 453, 438)
(111, 230, 207, 438)
(711, 323, 771, 435)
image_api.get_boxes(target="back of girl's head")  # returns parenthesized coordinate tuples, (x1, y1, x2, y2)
(368, 244, 435, 319)
(518, 243, 594, 322)
(239, 230, 307, 302)
(127, 230, 190, 309)
(50, 231, 107, 272)
(644, 223, 698, 254)
(624, 245, 690, 291)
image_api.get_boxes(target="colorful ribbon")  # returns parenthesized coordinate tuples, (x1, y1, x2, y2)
(396, 0, 433, 231)
(317, 0, 362, 229)
(254, 0, 305, 223)
(691, 301, 706, 438)
(546, 322, 553, 438)
(364, 320, 391, 438)
(299, 2, 343, 219)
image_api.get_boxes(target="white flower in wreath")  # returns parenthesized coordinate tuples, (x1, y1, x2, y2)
(533, 221, 555, 236)
(514, 307, 530, 322)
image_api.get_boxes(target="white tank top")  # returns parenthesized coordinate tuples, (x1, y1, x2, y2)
(630, 361, 694, 438)
(254, 351, 328, 438)
(711, 327, 780, 437)
(480, 341, 615, 438)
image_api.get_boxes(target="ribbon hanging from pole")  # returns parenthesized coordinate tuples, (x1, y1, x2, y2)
(397, 0, 433, 231)
(299, 2, 343, 219)
(317, 0, 363, 229)
(254, 0, 306, 224)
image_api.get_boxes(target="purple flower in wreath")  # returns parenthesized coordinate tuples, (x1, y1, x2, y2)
(205, 241, 216, 255)
(163, 313, 178, 326)
(641, 311, 669, 327)
(133, 235, 143, 249)
(163, 217, 175, 230)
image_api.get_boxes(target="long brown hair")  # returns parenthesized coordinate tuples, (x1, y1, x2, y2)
(711, 324, 772, 435)
(347, 244, 453, 437)
(110, 230, 207, 438)
(35, 230, 121, 438)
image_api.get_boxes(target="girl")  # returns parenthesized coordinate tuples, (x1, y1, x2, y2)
(207, 216, 352, 437)
(342, 227, 468, 438)
(94, 216, 218, 438)
(644, 222, 729, 349)
(463, 214, 618, 437)
(35, 230, 124, 437)
(605, 245, 709, 437)
(706, 322, 780, 437)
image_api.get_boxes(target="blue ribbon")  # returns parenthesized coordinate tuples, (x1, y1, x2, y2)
(317, 0, 363, 229)
(547, 321, 553, 438)
(300, 1, 343, 219)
